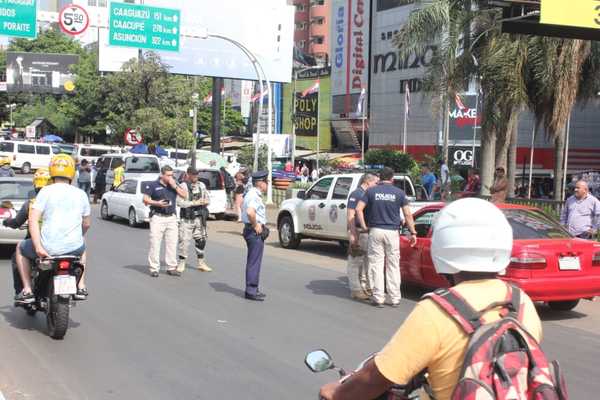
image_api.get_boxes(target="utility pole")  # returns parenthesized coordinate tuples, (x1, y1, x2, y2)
(211, 77, 223, 154)
(191, 92, 199, 169)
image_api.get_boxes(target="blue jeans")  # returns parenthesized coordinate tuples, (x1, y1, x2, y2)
(19, 239, 85, 261)
(78, 181, 91, 199)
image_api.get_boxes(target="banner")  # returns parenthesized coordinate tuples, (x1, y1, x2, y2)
(6, 52, 79, 94)
(294, 92, 319, 137)
(449, 94, 481, 143)
(541, 0, 600, 30)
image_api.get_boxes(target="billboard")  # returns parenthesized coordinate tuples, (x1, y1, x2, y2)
(449, 94, 481, 144)
(330, 0, 370, 116)
(295, 92, 319, 137)
(99, 0, 294, 83)
(6, 52, 79, 94)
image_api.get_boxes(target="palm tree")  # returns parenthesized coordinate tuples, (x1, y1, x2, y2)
(526, 38, 592, 201)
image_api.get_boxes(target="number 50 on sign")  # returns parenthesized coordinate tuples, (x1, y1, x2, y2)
(541, 0, 600, 29)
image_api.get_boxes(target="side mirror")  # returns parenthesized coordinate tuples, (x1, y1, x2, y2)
(297, 190, 306, 200)
(305, 350, 334, 373)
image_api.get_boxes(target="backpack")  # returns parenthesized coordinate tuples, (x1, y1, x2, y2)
(224, 171, 235, 191)
(424, 284, 569, 400)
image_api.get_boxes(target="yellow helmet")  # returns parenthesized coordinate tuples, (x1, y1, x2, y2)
(0, 156, 10, 167)
(49, 154, 76, 180)
(33, 167, 51, 189)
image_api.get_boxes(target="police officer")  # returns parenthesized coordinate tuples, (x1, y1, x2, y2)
(143, 165, 187, 277)
(355, 167, 417, 307)
(241, 171, 269, 301)
(176, 167, 211, 274)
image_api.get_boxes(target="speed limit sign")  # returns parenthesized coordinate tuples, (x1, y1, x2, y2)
(59, 4, 90, 36)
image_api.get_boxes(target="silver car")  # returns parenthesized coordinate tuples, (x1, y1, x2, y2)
(0, 177, 35, 244)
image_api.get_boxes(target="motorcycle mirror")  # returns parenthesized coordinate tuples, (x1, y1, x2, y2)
(305, 350, 334, 373)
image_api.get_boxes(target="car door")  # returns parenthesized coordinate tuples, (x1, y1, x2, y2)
(16, 143, 35, 170)
(327, 176, 354, 238)
(35, 144, 51, 169)
(112, 180, 134, 217)
(122, 179, 138, 212)
(297, 177, 334, 236)
(416, 209, 450, 289)
(399, 209, 440, 284)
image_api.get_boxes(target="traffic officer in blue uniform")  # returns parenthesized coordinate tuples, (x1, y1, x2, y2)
(241, 171, 269, 301)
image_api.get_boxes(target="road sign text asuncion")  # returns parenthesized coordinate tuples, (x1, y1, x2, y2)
(0, 0, 37, 39)
(109, 2, 180, 52)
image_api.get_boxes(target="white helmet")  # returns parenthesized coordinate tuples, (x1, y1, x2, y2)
(431, 198, 513, 275)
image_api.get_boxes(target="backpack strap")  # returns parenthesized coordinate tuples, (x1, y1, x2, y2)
(423, 288, 482, 334)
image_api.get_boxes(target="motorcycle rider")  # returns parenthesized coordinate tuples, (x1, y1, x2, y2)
(4, 167, 51, 296)
(0, 156, 15, 177)
(319, 198, 542, 400)
(14, 154, 91, 303)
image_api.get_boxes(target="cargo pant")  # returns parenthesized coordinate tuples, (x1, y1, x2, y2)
(347, 232, 371, 295)
(177, 217, 208, 272)
(368, 228, 401, 305)
(148, 214, 178, 273)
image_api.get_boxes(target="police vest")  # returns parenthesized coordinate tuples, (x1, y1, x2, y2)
(180, 182, 207, 220)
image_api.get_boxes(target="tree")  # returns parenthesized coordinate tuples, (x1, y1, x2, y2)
(364, 148, 417, 173)
(238, 144, 271, 171)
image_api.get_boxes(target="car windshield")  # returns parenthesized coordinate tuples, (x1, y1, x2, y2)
(502, 209, 571, 239)
(125, 157, 159, 173)
(0, 181, 34, 200)
(393, 178, 415, 197)
(198, 171, 222, 190)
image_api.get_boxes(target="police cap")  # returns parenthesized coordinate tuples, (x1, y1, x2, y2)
(252, 170, 269, 182)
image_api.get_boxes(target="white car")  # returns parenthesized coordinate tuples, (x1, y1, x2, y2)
(0, 177, 35, 244)
(277, 173, 419, 249)
(100, 178, 151, 227)
(174, 166, 228, 218)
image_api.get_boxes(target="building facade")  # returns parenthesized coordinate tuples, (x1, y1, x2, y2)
(294, 0, 330, 65)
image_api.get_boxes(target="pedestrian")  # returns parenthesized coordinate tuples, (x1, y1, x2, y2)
(300, 167, 310, 183)
(143, 165, 187, 277)
(464, 167, 481, 194)
(93, 166, 106, 204)
(420, 164, 436, 198)
(284, 160, 293, 172)
(234, 171, 246, 222)
(241, 170, 269, 301)
(346, 173, 379, 300)
(221, 166, 235, 210)
(176, 166, 211, 275)
(438, 159, 450, 200)
(311, 167, 319, 182)
(355, 167, 417, 307)
(105, 165, 115, 193)
(489, 166, 508, 203)
(77, 159, 92, 200)
(560, 180, 600, 239)
(0, 157, 14, 177)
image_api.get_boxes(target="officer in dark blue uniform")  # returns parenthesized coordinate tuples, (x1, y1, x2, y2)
(241, 171, 269, 301)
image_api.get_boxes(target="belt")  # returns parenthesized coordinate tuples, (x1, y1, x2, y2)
(153, 213, 175, 217)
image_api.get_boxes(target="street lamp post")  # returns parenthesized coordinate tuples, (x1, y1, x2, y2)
(6, 103, 15, 128)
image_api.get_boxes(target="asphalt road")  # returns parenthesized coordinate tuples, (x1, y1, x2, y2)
(0, 207, 598, 399)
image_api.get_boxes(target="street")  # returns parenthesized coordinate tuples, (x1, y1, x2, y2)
(0, 206, 598, 399)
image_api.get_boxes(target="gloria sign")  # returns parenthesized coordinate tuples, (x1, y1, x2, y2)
(540, 0, 600, 30)
(331, 0, 370, 115)
(0, 0, 36, 39)
(294, 92, 319, 137)
(109, 2, 180, 52)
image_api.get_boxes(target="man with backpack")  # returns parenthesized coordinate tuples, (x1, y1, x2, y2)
(319, 198, 567, 400)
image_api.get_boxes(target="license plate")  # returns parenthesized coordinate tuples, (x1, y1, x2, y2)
(559, 256, 581, 271)
(54, 275, 77, 295)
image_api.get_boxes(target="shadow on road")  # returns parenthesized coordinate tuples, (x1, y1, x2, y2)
(536, 305, 588, 321)
(209, 282, 245, 298)
(123, 264, 151, 275)
(266, 240, 347, 261)
(306, 276, 349, 299)
(0, 306, 80, 334)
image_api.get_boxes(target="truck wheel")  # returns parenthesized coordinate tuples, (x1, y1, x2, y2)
(548, 300, 580, 312)
(278, 216, 301, 249)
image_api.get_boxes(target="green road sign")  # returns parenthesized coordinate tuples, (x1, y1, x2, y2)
(109, 2, 180, 52)
(0, 0, 37, 39)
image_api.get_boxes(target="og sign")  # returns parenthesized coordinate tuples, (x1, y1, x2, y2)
(59, 4, 90, 36)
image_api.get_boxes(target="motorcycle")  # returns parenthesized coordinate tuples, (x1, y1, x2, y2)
(305, 349, 431, 400)
(15, 256, 84, 340)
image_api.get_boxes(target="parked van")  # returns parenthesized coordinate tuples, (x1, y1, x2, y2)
(0, 140, 57, 174)
(96, 153, 161, 180)
(74, 144, 123, 165)
(174, 166, 228, 218)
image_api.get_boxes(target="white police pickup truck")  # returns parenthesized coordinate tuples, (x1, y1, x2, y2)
(277, 173, 432, 249)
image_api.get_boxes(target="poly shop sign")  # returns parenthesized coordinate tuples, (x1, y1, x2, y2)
(294, 92, 319, 137)
(541, 0, 600, 29)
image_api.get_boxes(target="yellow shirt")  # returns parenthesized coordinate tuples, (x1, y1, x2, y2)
(374, 279, 542, 400)
(113, 166, 125, 187)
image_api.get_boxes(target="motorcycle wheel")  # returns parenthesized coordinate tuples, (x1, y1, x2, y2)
(26, 308, 37, 317)
(46, 281, 70, 340)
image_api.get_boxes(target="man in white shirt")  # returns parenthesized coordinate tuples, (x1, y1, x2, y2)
(15, 155, 91, 303)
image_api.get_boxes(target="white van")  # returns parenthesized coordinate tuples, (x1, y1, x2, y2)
(74, 144, 122, 165)
(96, 153, 161, 180)
(0, 140, 57, 174)
(174, 166, 228, 218)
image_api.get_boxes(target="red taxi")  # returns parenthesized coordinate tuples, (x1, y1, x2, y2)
(400, 203, 600, 311)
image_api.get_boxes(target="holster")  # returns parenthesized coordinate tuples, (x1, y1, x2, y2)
(260, 225, 270, 241)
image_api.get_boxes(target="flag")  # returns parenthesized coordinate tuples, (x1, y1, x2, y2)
(202, 87, 226, 105)
(455, 93, 466, 110)
(404, 82, 411, 119)
(251, 89, 268, 102)
(356, 87, 367, 116)
(301, 80, 320, 97)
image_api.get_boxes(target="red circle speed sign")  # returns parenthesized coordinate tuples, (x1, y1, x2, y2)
(124, 128, 143, 146)
(59, 4, 90, 36)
